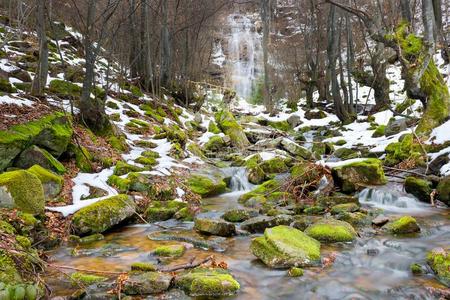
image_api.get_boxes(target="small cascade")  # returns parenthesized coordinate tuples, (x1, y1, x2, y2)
(359, 186, 430, 213)
(223, 167, 254, 192)
(226, 14, 262, 100)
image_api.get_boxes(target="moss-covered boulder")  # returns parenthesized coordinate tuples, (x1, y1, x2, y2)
(334, 148, 359, 160)
(331, 159, 386, 193)
(288, 267, 304, 277)
(245, 154, 266, 184)
(241, 215, 293, 233)
(280, 139, 312, 159)
(239, 179, 280, 206)
(72, 194, 136, 235)
(250, 225, 321, 268)
(27, 165, 62, 199)
(304, 110, 326, 120)
(0, 77, 17, 93)
(385, 216, 420, 234)
(203, 135, 227, 152)
(175, 267, 240, 297)
(48, 79, 82, 98)
(290, 162, 323, 186)
(194, 213, 236, 237)
(304, 219, 357, 243)
(372, 125, 386, 138)
(123, 271, 172, 295)
(14, 145, 66, 174)
(215, 110, 250, 149)
(67, 143, 94, 172)
(436, 176, 450, 206)
(426, 247, 450, 287)
(0, 170, 45, 214)
(384, 134, 423, 166)
(222, 209, 251, 223)
(404, 176, 432, 203)
(113, 161, 145, 176)
(187, 174, 227, 197)
(0, 112, 72, 171)
(330, 203, 359, 215)
(153, 244, 185, 257)
(145, 200, 186, 222)
(259, 157, 288, 174)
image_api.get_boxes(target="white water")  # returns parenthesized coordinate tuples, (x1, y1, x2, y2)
(359, 186, 431, 214)
(226, 14, 263, 100)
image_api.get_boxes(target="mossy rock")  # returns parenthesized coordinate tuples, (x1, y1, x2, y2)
(436, 176, 450, 206)
(107, 175, 131, 193)
(134, 156, 157, 167)
(239, 179, 280, 204)
(67, 143, 93, 172)
(312, 142, 334, 156)
(187, 142, 207, 159)
(14, 145, 66, 174)
(215, 110, 250, 149)
(123, 271, 172, 295)
(130, 262, 157, 272)
(72, 194, 136, 235)
(334, 148, 359, 160)
(27, 165, 62, 199)
(280, 139, 312, 159)
(385, 216, 420, 234)
(288, 267, 304, 277)
(330, 203, 359, 215)
(385, 134, 423, 166)
(0, 78, 17, 93)
(305, 110, 326, 120)
(208, 121, 221, 134)
(145, 200, 186, 222)
(259, 157, 288, 174)
(371, 125, 386, 138)
(250, 225, 321, 268)
(0, 112, 73, 171)
(331, 159, 386, 193)
(175, 267, 240, 297)
(266, 120, 291, 131)
(303, 206, 325, 215)
(153, 244, 185, 257)
(410, 263, 424, 275)
(305, 219, 357, 243)
(194, 213, 236, 237)
(290, 162, 323, 186)
(70, 272, 107, 286)
(113, 161, 145, 176)
(404, 176, 432, 203)
(108, 134, 129, 153)
(48, 79, 82, 98)
(222, 209, 251, 223)
(187, 174, 227, 197)
(241, 215, 293, 233)
(0, 249, 22, 285)
(426, 247, 450, 287)
(0, 170, 45, 214)
(203, 135, 227, 152)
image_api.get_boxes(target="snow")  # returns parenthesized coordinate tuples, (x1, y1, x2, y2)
(428, 119, 450, 144)
(317, 158, 368, 168)
(0, 95, 34, 106)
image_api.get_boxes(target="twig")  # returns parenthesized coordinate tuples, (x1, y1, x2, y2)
(382, 166, 429, 177)
(47, 263, 125, 275)
(158, 255, 214, 272)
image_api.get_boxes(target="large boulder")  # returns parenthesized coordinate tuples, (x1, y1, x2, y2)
(250, 225, 321, 268)
(436, 176, 450, 206)
(404, 176, 432, 203)
(259, 157, 288, 174)
(203, 135, 228, 152)
(194, 213, 236, 237)
(0, 170, 45, 214)
(304, 219, 357, 243)
(426, 247, 450, 287)
(187, 174, 227, 197)
(14, 145, 66, 174)
(27, 165, 62, 199)
(72, 194, 136, 235)
(385, 118, 408, 137)
(123, 272, 172, 295)
(331, 159, 386, 193)
(280, 139, 312, 159)
(0, 112, 72, 171)
(215, 110, 250, 149)
(385, 215, 420, 234)
(175, 267, 240, 297)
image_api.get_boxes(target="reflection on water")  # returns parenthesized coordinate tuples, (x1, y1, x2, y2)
(47, 183, 450, 299)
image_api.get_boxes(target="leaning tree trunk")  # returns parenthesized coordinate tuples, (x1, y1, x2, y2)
(31, 0, 48, 96)
(79, 0, 111, 135)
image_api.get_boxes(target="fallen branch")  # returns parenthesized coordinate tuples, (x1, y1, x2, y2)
(47, 263, 126, 275)
(158, 255, 214, 272)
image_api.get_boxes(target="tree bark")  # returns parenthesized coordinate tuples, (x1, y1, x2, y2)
(31, 0, 48, 97)
(400, 0, 412, 22)
(160, 0, 171, 88)
(261, 0, 273, 113)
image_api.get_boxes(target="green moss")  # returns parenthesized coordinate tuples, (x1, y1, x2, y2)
(106, 101, 119, 109)
(0, 78, 17, 93)
(130, 262, 157, 272)
(19, 146, 66, 174)
(114, 161, 145, 176)
(169, 142, 185, 159)
(153, 244, 185, 257)
(187, 175, 227, 197)
(259, 157, 288, 174)
(426, 247, 450, 287)
(305, 219, 357, 243)
(395, 98, 416, 114)
(410, 263, 423, 275)
(387, 216, 420, 234)
(208, 121, 221, 134)
(335, 140, 347, 146)
(334, 148, 358, 160)
(110, 113, 121, 122)
(239, 179, 280, 203)
(288, 267, 304, 277)
(68, 143, 93, 172)
(164, 124, 187, 146)
(332, 158, 386, 193)
(0, 170, 45, 214)
(385, 134, 423, 166)
(215, 110, 250, 149)
(141, 104, 165, 123)
(48, 79, 82, 98)
(141, 150, 160, 159)
(0, 249, 22, 284)
(437, 176, 450, 205)
(27, 164, 62, 185)
(108, 135, 129, 153)
(404, 176, 432, 202)
(372, 125, 386, 138)
(72, 194, 135, 235)
(303, 206, 325, 215)
(174, 207, 194, 221)
(107, 175, 131, 192)
(187, 143, 206, 159)
(70, 272, 107, 286)
(330, 203, 359, 215)
(0, 220, 16, 234)
(223, 209, 250, 222)
(175, 267, 240, 297)
(203, 136, 226, 152)
(267, 120, 291, 132)
(135, 156, 157, 167)
(145, 200, 186, 222)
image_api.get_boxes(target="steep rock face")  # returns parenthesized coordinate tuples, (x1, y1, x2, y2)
(215, 110, 250, 149)
(0, 112, 72, 171)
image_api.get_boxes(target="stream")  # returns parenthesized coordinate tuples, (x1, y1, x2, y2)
(46, 168, 450, 299)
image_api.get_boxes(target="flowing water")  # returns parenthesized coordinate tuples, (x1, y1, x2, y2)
(226, 14, 263, 100)
(47, 170, 450, 299)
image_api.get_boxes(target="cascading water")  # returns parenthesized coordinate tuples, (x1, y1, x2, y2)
(226, 14, 263, 100)
(223, 167, 254, 192)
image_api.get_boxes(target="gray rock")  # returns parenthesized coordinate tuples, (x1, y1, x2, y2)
(240, 215, 293, 233)
(372, 215, 389, 226)
(194, 213, 236, 237)
(287, 115, 303, 128)
(280, 138, 311, 159)
(385, 118, 408, 137)
(123, 272, 172, 295)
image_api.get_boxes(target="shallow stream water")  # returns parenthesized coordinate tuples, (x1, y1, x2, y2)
(46, 171, 450, 299)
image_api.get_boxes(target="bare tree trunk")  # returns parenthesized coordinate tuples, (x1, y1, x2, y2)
(129, 0, 138, 78)
(160, 0, 171, 88)
(345, 5, 355, 113)
(31, 0, 48, 96)
(261, 0, 273, 113)
(400, 0, 412, 22)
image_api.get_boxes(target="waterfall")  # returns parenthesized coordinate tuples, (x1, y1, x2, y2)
(359, 187, 430, 213)
(226, 14, 263, 100)
(223, 167, 254, 192)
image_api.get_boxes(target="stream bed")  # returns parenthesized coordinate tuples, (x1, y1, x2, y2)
(46, 171, 450, 300)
